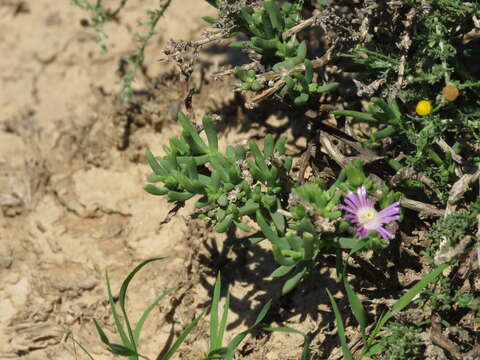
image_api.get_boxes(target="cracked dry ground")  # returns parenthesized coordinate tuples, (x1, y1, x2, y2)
(0, 1, 324, 359)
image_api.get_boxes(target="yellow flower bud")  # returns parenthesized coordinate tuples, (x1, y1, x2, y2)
(416, 100, 432, 116)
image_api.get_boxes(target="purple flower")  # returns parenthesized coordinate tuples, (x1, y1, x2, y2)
(340, 186, 400, 240)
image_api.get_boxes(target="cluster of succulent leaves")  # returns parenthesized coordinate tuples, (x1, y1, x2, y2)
(145, 112, 401, 294)
(206, 0, 339, 105)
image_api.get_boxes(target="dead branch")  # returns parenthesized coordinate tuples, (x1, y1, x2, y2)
(245, 46, 334, 107)
(390, 166, 436, 190)
(281, 11, 321, 40)
(445, 165, 480, 216)
(400, 198, 445, 217)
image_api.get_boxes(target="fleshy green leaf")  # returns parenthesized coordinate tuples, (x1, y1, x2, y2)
(263, 1, 284, 31)
(282, 262, 307, 294)
(146, 150, 165, 175)
(144, 184, 168, 196)
(203, 116, 218, 151)
(271, 264, 295, 278)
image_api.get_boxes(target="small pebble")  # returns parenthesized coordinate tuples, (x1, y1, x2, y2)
(1, 257, 13, 269)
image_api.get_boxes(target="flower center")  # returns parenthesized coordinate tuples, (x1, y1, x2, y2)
(357, 207, 380, 230)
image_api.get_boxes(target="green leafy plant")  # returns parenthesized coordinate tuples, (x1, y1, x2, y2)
(72, 0, 172, 101)
(327, 256, 448, 360)
(204, 273, 272, 360)
(205, 0, 339, 105)
(72, 257, 203, 360)
(371, 323, 423, 360)
(145, 113, 401, 294)
(69, 261, 271, 360)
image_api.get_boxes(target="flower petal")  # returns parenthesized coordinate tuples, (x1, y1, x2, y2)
(357, 187, 367, 206)
(378, 202, 400, 217)
(343, 214, 357, 221)
(379, 215, 400, 224)
(339, 204, 356, 214)
(345, 193, 361, 208)
(376, 226, 394, 239)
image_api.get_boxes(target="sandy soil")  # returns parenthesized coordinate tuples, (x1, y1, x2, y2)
(0, 1, 329, 359)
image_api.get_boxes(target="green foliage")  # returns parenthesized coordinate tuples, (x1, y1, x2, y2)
(327, 263, 448, 360)
(71, 262, 271, 360)
(421, 210, 477, 265)
(120, 1, 172, 101)
(371, 323, 423, 360)
(212, 1, 339, 105)
(417, 210, 479, 316)
(72, 0, 172, 102)
(145, 114, 401, 293)
(72, 0, 480, 357)
(333, 0, 479, 203)
(203, 273, 272, 360)
(91, 257, 203, 360)
(71, 0, 127, 53)
(334, 96, 469, 203)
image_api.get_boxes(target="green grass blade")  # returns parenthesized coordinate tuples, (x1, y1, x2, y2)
(217, 290, 230, 351)
(93, 318, 112, 348)
(264, 326, 305, 336)
(300, 334, 312, 360)
(377, 263, 448, 332)
(210, 273, 222, 351)
(134, 283, 184, 344)
(93, 319, 138, 357)
(362, 263, 448, 359)
(118, 257, 167, 352)
(105, 273, 132, 349)
(162, 309, 206, 360)
(205, 347, 229, 359)
(326, 289, 354, 360)
(226, 300, 272, 359)
(342, 273, 366, 340)
(391, 263, 448, 314)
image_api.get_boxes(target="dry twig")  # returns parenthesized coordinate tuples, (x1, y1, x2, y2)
(445, 165, 480, 216)
(245, 46, 334, 107)
(400, 198, 445, 217)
